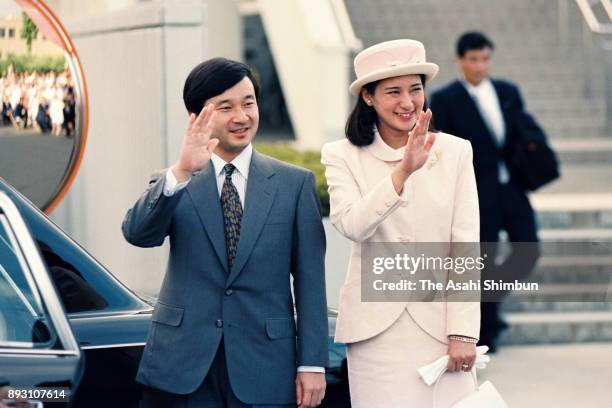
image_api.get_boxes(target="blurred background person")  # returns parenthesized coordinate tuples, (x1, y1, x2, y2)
(430, 31, 542, 353)
(62, 90, 76, 138)
(27, 88, 40, 129)
(36, 96, 51, 133)
(12, 95, 27, 129)
(1, 95, 11, 126)
(50, 83, 65, 136)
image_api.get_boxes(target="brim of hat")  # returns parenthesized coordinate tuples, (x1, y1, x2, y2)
(349, 62, 439, 95)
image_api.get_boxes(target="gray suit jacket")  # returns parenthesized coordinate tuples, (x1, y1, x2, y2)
(122, 151, 328, 404)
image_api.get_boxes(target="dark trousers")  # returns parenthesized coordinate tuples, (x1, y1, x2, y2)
(140, 340, 295, 408)
(479, 183, 540, 348)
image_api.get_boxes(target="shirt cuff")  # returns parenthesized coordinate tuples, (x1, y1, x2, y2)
(297, 366, 325, 373)
(163, 168, 190, 196)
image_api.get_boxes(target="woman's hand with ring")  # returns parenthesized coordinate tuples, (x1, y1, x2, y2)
(447, 339, 477, 372)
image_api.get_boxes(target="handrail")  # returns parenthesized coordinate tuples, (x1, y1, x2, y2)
(602, 0, 612, 20)
(575, 0, 612, 34)
(330, 0, 362, 52)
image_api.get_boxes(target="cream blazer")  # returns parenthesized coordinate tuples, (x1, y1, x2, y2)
(321, 130, 480, 344)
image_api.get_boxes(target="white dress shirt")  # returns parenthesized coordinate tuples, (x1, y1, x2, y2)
(461, 77, 510, 184)
(162, 143, 324, 374)
(163, 143, 253, 199)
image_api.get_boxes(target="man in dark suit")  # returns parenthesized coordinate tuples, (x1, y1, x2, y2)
(123, 58, 328, 407)
(36, 99, 51, 133)
(430, 32, 540, 352)
(13, 97, 27, 129)
(2, 96, 12, 126)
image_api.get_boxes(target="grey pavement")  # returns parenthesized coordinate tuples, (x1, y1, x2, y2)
(479, 343, 612, 407)
(0, 126, 75, 208)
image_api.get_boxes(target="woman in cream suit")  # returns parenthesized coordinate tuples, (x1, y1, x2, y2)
(321, 39, 480, 407)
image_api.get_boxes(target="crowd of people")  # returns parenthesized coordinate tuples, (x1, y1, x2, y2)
(0, 64, 76, 137)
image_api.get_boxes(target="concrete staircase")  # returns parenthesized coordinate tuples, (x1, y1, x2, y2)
(498, 195, 612, 345)
(345, 0, 612, 345)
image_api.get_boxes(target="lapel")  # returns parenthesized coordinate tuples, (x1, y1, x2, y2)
(491, 79, 514, 149)
(186, 162, 228, 273)
(453, 80, 500, 151)
(226, 151, 277, 287)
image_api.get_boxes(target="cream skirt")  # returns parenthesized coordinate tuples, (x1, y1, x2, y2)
(346, 309, 476, 408)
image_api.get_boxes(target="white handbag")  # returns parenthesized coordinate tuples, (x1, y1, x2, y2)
(432, 369, 508, 408)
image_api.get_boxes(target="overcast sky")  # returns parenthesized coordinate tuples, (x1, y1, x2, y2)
(0, 0, 21, 18)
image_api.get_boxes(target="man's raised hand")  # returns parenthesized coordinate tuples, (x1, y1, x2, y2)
(171, 103, 219, 182)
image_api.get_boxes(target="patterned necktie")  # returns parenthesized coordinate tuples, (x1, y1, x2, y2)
(220, 163, 243, 270)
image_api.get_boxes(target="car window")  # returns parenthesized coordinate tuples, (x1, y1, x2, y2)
(31, 222, 140, 314)
(0, 180, 147, 315)
(36, 240, 109, 313)
(0, 214, 54, 346)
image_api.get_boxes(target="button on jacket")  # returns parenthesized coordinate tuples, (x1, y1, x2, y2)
(321, 131, 480, 344)
(122, 151, 328, 404)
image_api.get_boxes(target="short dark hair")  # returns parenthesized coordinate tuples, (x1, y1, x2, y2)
(456, 31, 494, 57)
(345, 74, 431, 146)
(182, 57, 260, 114)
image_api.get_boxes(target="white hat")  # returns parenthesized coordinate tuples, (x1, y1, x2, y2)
(349, 39, 439, 96)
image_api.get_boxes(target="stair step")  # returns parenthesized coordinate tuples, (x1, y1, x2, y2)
(498, 227, 612, 243)
(533, 229, 612, 257)
(494, 229, 612, 259)
(527, 98, 606, 109)
(531, 256, 612, 284)
(536, 111, 606, 123)
(506, 283, 610, 302)
(499, 311, 612, 344)
(552, 139, 612, 152)
(544, 128, 609, 140)
(532, 108, 607, 119)
(539, 229, 612, 240)
(537, 165, 612, 193)
(533, 193, 612, 212)
(551, 139, 612, 165)
(502, 301, 612, 313)
(533, 193, 612, 228)
(539, 116, 607, 128)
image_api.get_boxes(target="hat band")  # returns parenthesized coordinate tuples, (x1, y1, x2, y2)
(355, 48, 426, 78)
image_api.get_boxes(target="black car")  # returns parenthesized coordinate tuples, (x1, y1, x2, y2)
(0, 178, 349, 407)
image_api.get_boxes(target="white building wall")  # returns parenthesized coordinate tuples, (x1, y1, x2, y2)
(46, 0, 242, 296)
(257, 0, 351, 149)
(39, 0, 350, 306)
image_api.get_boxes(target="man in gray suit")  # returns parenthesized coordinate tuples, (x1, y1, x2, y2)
(123, 58, 328, 408)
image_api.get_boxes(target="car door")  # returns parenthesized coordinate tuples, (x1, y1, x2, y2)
(0, 191, 83, 407)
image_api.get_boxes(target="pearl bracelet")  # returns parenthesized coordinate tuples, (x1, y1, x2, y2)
(448, 335, 478, 344)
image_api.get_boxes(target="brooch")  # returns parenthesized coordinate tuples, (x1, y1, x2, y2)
(427, 151, 441, 169)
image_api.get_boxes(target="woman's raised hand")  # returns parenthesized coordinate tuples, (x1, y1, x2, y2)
(171, 103, 219, 182)
(399, 108, 435, 175)
(391, 109, 436, 194)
